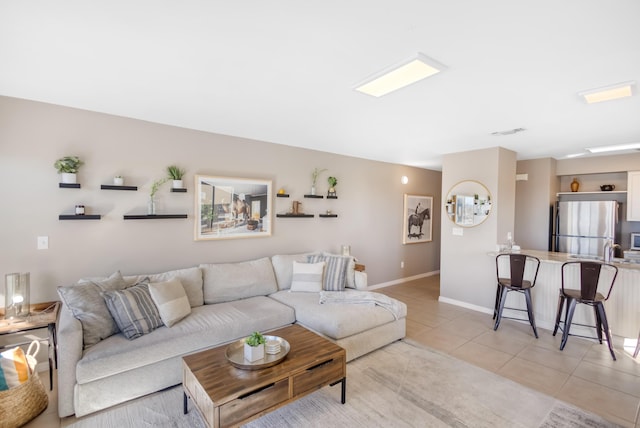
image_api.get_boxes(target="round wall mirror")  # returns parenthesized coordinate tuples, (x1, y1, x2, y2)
(445, 180, 492, 227)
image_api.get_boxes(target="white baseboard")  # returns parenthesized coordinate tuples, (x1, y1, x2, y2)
(367, 270, 440, 290)
(438, 296, 494, 315)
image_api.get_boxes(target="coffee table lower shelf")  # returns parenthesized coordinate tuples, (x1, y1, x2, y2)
(182, 325, 346, 428)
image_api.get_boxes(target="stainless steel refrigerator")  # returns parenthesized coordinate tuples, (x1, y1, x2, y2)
(553, 200, 619, 257)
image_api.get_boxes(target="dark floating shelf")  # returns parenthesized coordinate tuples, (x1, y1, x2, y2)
(276, 193, 290, 198)
(303, 195, 323, 199)
(276, 214, 314, 218)
(59, 183, 81, 189)
(319, 214, 338, 218)
(101, 184, 138, 191)
(59, 214, 101, 220)
(327, 195, 338, 199)
(171, 188, 187, 193)
(123, 214, 188, 220)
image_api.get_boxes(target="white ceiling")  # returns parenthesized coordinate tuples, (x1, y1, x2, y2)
(2, 1, 639, 170)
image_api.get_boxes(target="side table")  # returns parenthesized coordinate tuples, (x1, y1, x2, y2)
(0, 301, 61, 390)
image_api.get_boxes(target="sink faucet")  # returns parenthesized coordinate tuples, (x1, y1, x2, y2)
(603, 239, 621, 263)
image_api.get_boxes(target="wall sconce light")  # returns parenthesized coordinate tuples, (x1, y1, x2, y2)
(401, 176, 409, 184)
(4, 273, 30, 319)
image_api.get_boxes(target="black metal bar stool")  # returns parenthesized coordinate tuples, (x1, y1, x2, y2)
(494, 253, 541, 338)
(553, 261, 618, 360)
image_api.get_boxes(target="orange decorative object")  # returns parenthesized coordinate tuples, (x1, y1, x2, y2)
(570, 178, 579, 192)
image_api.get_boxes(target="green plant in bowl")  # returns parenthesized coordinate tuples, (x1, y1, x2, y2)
(54, 156, 83, 173)
(246, 331, 266, 347)
(167, 165, 185, 180)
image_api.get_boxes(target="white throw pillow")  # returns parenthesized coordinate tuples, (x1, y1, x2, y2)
(290, 261, 325, 292)
(148, 278, 191, 327)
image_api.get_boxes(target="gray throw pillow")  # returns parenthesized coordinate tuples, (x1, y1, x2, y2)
(102, 282, 163, 340)
(57, 271, 128, 348)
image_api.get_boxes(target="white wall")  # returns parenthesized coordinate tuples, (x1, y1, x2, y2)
(0, 96, 442, 305)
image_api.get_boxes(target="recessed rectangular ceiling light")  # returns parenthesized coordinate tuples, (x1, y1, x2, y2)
(578, 81, 636, 104)
(586, 142, 640, 153)
(354, 53, 446, 97)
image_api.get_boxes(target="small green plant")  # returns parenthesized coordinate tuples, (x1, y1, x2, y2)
(167, 165, 185, 180)
(328, 176, 337, 188)
(150, 177, 169, 197)
(54, 156, 83, 173)
(311, 168, 327, 186)
(245, 331, 265, 347)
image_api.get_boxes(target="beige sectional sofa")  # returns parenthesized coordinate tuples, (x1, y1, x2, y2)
(56, 253, 407, 417)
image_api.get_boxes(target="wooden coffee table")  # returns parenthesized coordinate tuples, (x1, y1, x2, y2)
(182, 324, 346, 428)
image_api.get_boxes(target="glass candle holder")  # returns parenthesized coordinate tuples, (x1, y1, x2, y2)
(4, 272, 30, 319)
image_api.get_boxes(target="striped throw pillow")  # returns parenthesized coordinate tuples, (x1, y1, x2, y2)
(0, 346, 30, 391)
(307, 254, 349, 291)
(102, 282, 163, 339)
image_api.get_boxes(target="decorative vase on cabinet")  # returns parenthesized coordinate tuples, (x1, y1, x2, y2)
(570, 178, 579, 192)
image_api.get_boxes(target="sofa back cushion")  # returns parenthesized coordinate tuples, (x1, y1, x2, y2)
(200, 257, 278, 304)
(124, 266, 203, 308)
(271, 253, 313, 290)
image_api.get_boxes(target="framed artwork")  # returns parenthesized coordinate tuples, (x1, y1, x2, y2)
(403, 194, 433, 244)
(195, 175, 272, 241)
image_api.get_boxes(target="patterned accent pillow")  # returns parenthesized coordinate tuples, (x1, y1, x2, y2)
(102, 282, 163, 339)
(57, 271, 128, 348)
(0, 346, 30, 391)
(307, 254, 349, 291)
(148, 278, 191, 327)
(290, 261, 325, 292)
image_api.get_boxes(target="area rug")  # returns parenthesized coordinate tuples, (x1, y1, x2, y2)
(64, 340, 620, 428)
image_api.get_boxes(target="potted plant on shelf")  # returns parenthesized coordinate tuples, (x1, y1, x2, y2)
(149, 177, 169, 215)
(54, 156, 83, 184)
(167, 165, 185, 189)
(244, 331, 265, 362)
(311, 168, 327, 195)
(113, 175, 124, 186)
(327, 176, 337, 197)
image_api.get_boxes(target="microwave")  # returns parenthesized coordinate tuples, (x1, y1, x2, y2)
(631, 233, 640, 250)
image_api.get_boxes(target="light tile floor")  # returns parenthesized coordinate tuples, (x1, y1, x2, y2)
(378, 275, 640, 428)
(26, 275, 640, 427)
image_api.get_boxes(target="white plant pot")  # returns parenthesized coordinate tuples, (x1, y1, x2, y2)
(61, 173, 77, 184)
(172, 179, 183, 189)
(244, 343, 264, 362)
(114, 177, 124, 186)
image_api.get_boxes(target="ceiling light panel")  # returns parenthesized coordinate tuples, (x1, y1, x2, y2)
(586, 142, 640, 153)
(354, 53, 446, 97)
(578, 81, 636, 104)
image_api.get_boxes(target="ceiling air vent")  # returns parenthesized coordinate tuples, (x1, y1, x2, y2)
(491, 128, 526, 136)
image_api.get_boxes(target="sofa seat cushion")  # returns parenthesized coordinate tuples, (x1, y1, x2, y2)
(76, 296, 295, 384)
(269, 290, 407, 340)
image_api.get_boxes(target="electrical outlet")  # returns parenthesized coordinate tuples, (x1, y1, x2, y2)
(37, 236, 48, 250)
(400, 261, 404, 268)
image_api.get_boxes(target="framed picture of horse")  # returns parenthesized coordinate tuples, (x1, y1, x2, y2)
(403, 194, 433, 244)
(195, 175, 273, 241)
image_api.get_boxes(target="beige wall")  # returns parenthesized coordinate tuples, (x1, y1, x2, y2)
(440, 147, 516, 310)
(556, 152, 640, 176)
(0, 96, 441, 305)
(515, 158, 558, 251)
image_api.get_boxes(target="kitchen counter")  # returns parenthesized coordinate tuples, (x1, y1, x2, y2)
(491, 249, 640, 341)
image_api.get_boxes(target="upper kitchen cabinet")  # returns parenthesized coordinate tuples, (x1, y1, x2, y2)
(627, 171, 640, 221)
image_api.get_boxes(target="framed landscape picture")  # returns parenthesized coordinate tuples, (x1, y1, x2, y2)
(403, 194, 433, 244)
(195, 175, 272, 241)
